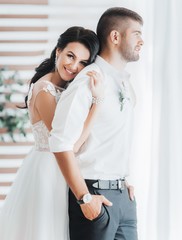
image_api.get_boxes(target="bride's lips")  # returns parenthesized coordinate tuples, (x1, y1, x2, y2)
(64, 67, 76, 76)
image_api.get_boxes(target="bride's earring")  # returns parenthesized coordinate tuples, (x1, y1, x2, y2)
(55, 56, 58, 71)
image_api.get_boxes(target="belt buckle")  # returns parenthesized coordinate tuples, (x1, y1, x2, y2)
(98, 179, 109, 189)
(110, 180, 117, 189)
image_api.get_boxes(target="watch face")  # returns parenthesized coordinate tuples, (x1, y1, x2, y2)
(83, 193, 92, 203)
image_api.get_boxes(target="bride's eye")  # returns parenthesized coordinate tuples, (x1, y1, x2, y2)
(67, 54, 74, 60)
(80, 61, 88, 67)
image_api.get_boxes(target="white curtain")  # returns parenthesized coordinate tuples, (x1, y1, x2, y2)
(147, 0, 182, 239)
(126, 0, 182, 239)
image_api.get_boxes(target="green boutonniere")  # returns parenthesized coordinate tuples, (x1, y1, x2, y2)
(119, 89, 130, 111)
(119, 90, 125, 111)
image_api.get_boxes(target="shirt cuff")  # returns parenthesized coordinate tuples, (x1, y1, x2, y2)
(49, 135, 74, 152)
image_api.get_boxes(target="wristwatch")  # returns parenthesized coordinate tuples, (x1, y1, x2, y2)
(77, 193, 92, 205)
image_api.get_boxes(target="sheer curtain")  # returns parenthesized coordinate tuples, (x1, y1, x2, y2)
(146, 0, 182, 239)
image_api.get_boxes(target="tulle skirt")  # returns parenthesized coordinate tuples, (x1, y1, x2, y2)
(0, 147, 69, 240)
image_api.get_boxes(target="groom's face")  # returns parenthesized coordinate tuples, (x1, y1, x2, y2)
(118, 20, 144, 62)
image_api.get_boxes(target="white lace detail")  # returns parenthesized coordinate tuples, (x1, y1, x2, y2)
(42, 83, 56, 96)
(31, 120, 50, 152)
(27, 81, 57, 108)
(27, 80, 65, 152)
(27, 83, 34, 108)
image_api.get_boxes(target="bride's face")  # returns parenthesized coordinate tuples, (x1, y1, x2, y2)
(56, 42, 90, 81)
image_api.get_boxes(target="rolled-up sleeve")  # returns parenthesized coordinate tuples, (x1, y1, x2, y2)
(49, 79, 92, 152)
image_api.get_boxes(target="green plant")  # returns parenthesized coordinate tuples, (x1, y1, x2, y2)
(0, 68, 29, 142)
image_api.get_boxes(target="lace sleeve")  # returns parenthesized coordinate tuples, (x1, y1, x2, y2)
(42, 82, 57, 96)
(27, 80, 57, 109)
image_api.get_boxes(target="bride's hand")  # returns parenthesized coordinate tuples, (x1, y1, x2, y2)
(87, 70, 104, 99)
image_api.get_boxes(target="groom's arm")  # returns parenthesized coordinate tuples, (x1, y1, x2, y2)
(49, 81, 111, 220)
(54, 151, 88, 199)
(53, 150, 111, 221)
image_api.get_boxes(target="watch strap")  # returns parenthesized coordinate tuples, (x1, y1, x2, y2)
(77, 199, 84, 205)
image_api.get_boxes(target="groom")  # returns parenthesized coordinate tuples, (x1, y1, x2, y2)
(49, 7, 144, 240)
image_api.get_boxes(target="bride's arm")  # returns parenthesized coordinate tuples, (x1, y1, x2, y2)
(74, 71, 104, 153)
(73, 104, 99, 153)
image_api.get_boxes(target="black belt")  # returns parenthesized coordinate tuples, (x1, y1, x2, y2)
(85, 179, 125, 190)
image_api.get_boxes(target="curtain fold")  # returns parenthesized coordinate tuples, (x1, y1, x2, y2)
(147, 0, 182, 239)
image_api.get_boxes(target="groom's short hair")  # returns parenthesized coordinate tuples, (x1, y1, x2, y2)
(96, 7, 143, 49)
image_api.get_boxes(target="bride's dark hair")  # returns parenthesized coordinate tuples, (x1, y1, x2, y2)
(23, 26, 99, 108)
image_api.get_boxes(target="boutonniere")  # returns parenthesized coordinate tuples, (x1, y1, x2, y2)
(119, 90, 125, 111)
(119, 84, 130, 111)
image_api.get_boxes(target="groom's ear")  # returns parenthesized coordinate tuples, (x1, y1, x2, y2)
(109, 30, 120, 45)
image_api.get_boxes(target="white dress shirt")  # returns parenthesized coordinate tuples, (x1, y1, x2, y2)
(49, 56, 135, 180)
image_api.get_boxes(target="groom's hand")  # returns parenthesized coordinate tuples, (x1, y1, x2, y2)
(80, 195, 112, 220)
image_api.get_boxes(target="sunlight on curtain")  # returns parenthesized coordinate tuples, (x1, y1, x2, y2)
(147, 0, 182, 239)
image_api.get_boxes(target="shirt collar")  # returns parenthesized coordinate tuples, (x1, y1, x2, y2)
(95, 55, 130, 83)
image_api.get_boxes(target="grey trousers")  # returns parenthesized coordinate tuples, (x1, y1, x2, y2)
(68, 181, 138, 240)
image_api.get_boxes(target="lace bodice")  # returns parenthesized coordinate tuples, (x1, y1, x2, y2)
(31, 120, 50, 151)
(27, 80, 64, 151)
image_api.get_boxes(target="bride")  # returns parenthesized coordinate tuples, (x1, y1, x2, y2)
(0, 26, 103, 240)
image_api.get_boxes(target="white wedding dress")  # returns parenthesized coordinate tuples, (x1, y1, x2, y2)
(0, 81, 69, 240)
